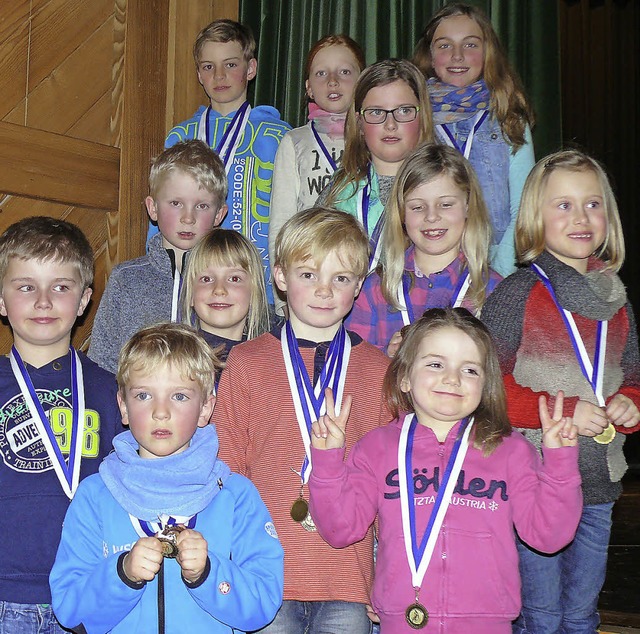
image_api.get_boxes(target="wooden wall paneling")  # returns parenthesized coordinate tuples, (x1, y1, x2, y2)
(4, 19, 115, 141)
(114, 0, 170, 264)
(0, 121, 119, 210)
(0, 1, 30, 120)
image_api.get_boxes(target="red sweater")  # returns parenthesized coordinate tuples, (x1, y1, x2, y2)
(213, 329, 390, 603)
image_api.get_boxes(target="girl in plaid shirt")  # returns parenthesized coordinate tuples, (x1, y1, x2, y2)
(346, 143, 501, 354)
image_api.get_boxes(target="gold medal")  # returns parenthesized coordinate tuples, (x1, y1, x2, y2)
(156, 525, 184, 559)
(405, 602, 428, 629)
(593, 423, 616, 445)
(290, 497, 309, 522)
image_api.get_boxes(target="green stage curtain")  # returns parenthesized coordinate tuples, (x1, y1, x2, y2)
(240, 0, 561, 157)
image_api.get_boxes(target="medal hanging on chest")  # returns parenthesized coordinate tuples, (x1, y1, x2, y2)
(131, 514, 197, 558)
(281, 322, 351, 531)
(532, 264, 615, 444)
(198, 101, 252, 175)
(9, 347, 85, 499)
(398, 414, 474, 628)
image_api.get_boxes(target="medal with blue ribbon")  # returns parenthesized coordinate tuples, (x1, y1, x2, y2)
(9, 346, 85, 499)
(436, 110, 489, 159)
(130, 514, 197, 559)
(281, 321, 351, 530)
(310, 121, 338, 172)
(397, 268, 471, 327)
(532, 263, 614, 444)
(398, 413, 474, 627)
(356, 168, 384, 275)
(198, 101, 251, 174)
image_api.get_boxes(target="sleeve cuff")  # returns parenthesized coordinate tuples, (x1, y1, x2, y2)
(117, 551, 146, 590)
(183, 556, 211, 589)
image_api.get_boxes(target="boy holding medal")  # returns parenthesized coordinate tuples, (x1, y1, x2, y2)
(50, 323, 284, 633)
(213, 207, 390, 633)
(156, 19, 291, 307)
(89, 139, 227, 373)
(0, 217, 122, 632)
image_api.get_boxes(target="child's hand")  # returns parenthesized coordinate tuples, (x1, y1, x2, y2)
(311, 388, 352, 451)
(572, 399, 608, 436)
(540, 392, 578, 448)
(606, 393, 640, 428)
(386, 330, 403, 358)
(176, 529, 209, 584)
(123, 537, 163, 583)
(366, 604, 380, 623)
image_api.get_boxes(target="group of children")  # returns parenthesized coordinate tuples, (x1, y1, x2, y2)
(0, 4, 638, 634)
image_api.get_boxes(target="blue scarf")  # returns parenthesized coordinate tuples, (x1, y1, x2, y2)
(427, 78, 491, 124)
(99, 425, 231, 521)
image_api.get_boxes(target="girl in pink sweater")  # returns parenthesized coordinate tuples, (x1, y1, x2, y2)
(309, 307, 582, 634)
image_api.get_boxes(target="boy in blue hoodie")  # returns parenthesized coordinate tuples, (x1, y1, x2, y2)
(151, 19, 291, 305)
(50, 323, 284, 633)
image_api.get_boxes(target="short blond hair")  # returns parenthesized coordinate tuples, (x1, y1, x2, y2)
(193, 19, 256, 64)
(0, 216, 93, 290)
(117, 323, 222, 399)
(516, 149, 625, 271)
(180, 228, 270, 340)
(149, 140, 227, 203)
(274, 207, 370, 279)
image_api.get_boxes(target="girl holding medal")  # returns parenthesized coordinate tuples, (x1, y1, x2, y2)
(309, 307, 582, 633)
(413, 3, 535, 277)
(180, 228, 270, 363)
(269, 35, 365, 314)
(482, 150, 640, 633)
(347, 143, 501, 354)
(318, 59, 434, 275)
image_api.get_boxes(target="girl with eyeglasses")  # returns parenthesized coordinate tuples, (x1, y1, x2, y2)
(414, 3, 535, 277)
(318, 60, 434, 275)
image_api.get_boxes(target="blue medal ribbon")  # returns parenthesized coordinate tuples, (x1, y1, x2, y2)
(310, 121, 338, 172)
(437, 110, 489, 159)
(9, 346, 84, 499)
(399, 414, 473, 589)
(281, 322, 351, 484)
(199, 102, 251, 174)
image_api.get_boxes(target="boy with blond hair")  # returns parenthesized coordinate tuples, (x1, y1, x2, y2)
(51, 323, 284, 633)
(157, 19, 291, 306)
(0, 216, 121, 632)
(213, 208, 390, 633)
(90, 139, 227, 373)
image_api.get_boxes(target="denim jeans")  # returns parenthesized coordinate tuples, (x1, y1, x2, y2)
(513, 502, 614, 634)
(0, 603, 70, 634)
(256, 600, 372, 634)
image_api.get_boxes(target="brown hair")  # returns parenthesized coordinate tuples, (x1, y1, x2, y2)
(327, 59, 435, 204)
(0, 216, 93, 290)
(383, 307, 511, 455)
(413, 3, 534, 149)
(193, 19, 256, 64)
